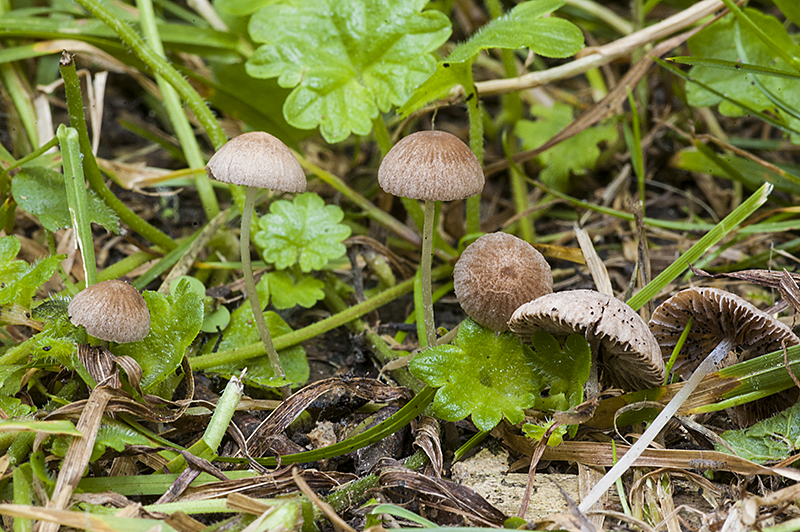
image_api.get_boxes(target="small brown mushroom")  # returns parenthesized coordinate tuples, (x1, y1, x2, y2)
(69, 280, 150, 343)
(206, 132, 307, 396)
(649, 286, 800, 425)
(454, 232, 552, 331)
(508, 289, 665, 393)
(378, 130, 484, 347)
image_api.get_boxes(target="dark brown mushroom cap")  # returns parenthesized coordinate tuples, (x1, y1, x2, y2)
(649, 286, 800, 379)
(377, 130, 484, 201)
(205, 131, 307, 192)
(508, 289, 665, 391)
(454, 232, 553, 331)
(68, 280, 151, 343)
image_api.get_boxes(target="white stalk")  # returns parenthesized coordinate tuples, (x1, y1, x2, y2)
(578, 336, 735, 513)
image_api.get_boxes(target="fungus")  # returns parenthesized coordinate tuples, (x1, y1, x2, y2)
(454, 232, 552, 332)
(508, 289, 664, 396)
(578, 287, 800, 512)
(206, 131, 306, 395)
(69, 280, 150, 343)
(378, 130, 484, 347)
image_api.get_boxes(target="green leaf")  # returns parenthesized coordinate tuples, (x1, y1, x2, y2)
(254, 192, 351, 273)
(215, 0, 280, 16)
(264, 270, 325, 309)
(409, 318, 542, 431)
(202, 296, 309, 388)
(685, 9, 800, 140)
(774, 0, 800, 27)
(114, 279, 203, 394)
(245, 0, 451, 142)
(0, 236, 64, 308)
(522, 419, 567, 446)
(528, 331, 591, 410)
(717, 402, 800, 463)
(52, 418, 152, 462)
(0, 396, 35, 419)
(11, 166, 119, 233)
(401, 0, 583, 115)
(515, 102, 618, 191)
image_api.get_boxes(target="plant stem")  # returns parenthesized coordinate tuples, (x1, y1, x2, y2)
(372, 115, 393, 157)
(70, 0, 228, 150)
(135, 0, 219, 220)
(59, 53, 177, 251)
(0, 136, 59, 198)
(241, 186, 289, 398)
(465, 74, 483, 235)
(420, 199, 437, 348)
(577, 336, 735, 512)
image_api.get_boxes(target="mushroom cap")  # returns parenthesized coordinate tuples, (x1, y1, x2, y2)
(68, 280, 151, 343)
(205, 131, 307, 192)
(509, 289, 665, 391)
(649, 286, 800, 379)
(454, 232, 553, 331)
(377, 130, 484, 201)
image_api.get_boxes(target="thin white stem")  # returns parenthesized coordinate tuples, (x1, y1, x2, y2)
(241, 186, 289, 398)
(578, 336, 735, 513)
(420, 199, 437, 348)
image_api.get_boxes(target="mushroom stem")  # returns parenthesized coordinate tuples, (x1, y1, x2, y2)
(577, 336, 735, 513)
(240, 186, 290, 399)
(420, 199, 437, 348)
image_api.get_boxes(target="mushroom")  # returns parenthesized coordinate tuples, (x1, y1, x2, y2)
(578, 287, 800, 512)
(69, 280, 150, 343)
(378, 130, 484, 347)
(649, 286, 800, 425)
(454, 232, 552, 332)
(206, 132, 306, 395)
(508, 289, 665, 396)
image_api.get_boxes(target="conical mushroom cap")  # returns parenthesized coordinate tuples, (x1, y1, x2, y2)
(205, 131, 307, 192)
(509, 289, 665, 391)
(378, 130, 484, 201)
(68, 280, 150, 343)
(454, 232, 552, 331)
(649, 286, 800, 379)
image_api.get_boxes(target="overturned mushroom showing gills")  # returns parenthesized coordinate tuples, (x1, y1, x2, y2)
(454, 232, 552, 332)
(69, 280, 150, 343)
(508, 289, 664, 395)
(650, 286, 800, 426)
(206, 131, 307, 396)
(578, 286, 800, 512)
(378, 130, 484, 347)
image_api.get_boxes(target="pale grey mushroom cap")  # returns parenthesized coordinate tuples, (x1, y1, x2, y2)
(509, 289, 665, 391)
(69, 280, 151, 343)
(378, 130, 484, 201)
(649, 286, 800, 379)
(205, 131, 307, 192)
(454, 232, 553, 331)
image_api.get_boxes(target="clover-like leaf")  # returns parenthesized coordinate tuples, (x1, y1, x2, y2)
(114, 279, 203, 394)
(528, 330, 591, 411)
(204, 292, 308, 388)
(409, 318, 543, 431)
(522, 420, 567, 446)
(401, 0, 583, 116)
(245, 0, 451, 142)
(263, 270, 325, 309)
(12, 166, 119, 233)
(255, 192, 351, 273)
(515, 102, 618, 192)
(685, 9, 800, 140)
(0, 235, 64, 308)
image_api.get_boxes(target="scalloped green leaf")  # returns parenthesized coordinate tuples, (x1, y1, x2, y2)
(686, 9, 800, 140)
(52, 418, 152, 462)
(113, 279, 203, 394)
(522, 420, 567, 446)
(12, 166, 119, 233)
(717, 402, 800, 463)
(515, 102, 618, 192)
(409, 318, 542, 431)
(254, 192, 351, 273)
(0, 235, 64, 308)
(245, 0, 451, 142)
(203, 288, 308, 387)
(263, 270, 325, 309)
(528, 330, 591, 410)
(401, 0, 583, 116)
